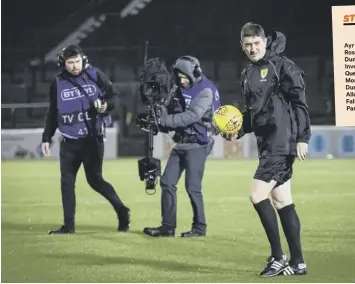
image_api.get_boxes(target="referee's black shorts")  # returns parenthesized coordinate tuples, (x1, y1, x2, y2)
(253, 155, 296, 187)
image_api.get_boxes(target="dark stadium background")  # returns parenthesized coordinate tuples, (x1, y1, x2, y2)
(1, 0, 351, 156)
(2, 1, 355, 283)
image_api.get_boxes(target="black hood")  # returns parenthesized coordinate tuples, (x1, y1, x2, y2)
(265, 31, 287, 57)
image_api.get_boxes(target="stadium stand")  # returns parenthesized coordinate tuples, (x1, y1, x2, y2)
(2, 0, 336, 156)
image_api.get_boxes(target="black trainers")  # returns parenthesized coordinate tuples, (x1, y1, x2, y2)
(143, 225, 175, 237)
(48, 225, 75, 235)
(282, 263, 307, 276)
(118, 207, 130, 232)
(259, 255, 288, 277)
(180, 229, 206, 238)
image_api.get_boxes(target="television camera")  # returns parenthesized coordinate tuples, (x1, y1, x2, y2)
(136, 44, 176, 194)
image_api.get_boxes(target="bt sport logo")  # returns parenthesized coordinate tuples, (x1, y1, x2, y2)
(61, 85, 97, 101)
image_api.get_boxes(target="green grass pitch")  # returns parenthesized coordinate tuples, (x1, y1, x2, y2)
(2, 158, 355, 283)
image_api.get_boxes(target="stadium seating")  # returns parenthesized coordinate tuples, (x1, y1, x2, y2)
(1, 0, 336, 152)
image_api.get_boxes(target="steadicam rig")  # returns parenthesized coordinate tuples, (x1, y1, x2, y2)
(136, 44, 173, 194)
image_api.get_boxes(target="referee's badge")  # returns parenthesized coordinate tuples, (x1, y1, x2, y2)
(260, 68, 268, 79)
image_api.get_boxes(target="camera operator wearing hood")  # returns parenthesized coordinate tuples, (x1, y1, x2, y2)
(143, 56, 221, 238)
(41, 45, 130, 234)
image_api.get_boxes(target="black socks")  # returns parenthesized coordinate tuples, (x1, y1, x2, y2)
(254, 199, 284, 260)
(278, 203, 304, 266)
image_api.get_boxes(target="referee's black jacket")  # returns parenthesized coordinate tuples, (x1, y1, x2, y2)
(42, 68, 118, 143)
(239, 31, 311, 157)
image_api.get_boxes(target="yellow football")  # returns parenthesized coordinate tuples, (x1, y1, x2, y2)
(213, 105, 243, 134)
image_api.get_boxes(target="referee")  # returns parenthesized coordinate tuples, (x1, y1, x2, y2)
(41, 45, 130, 234)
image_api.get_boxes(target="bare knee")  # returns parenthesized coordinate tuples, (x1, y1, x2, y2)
(271, 181, 293, 210)
(271, 199, 289, 210)
(271, 194, 293, 210)
(249, 179, 276, 205)
(249, 193, 268, 204)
